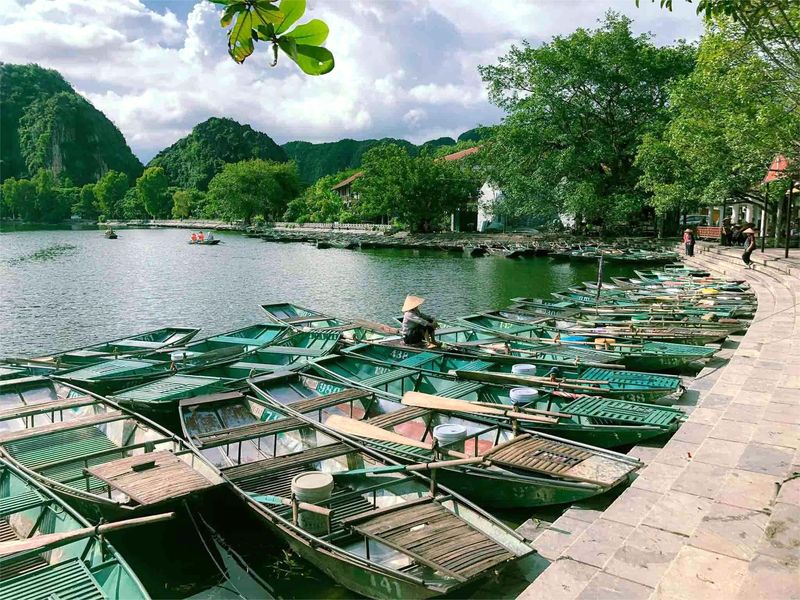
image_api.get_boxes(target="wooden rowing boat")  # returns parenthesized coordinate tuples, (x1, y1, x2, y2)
(260, 303, 389, 342)
(25, 327, 201, 367)
(178, 382, 534, 599)
(306, 358, 685, 446)
(311, 352, 682, 403)
(242, 371, 643, 508)
(0, 376, 222, 522)
(0, 459, 152, 599)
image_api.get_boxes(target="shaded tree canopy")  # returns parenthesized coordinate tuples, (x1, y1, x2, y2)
(477, 13, 696, 226)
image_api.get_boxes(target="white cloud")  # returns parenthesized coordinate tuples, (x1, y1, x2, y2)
(0, 0, 703, 160)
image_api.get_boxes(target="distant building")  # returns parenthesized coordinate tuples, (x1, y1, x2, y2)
(331, 172, 363, 206)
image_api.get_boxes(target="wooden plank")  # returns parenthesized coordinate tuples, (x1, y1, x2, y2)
(0, 411, 123, 444)
(0, 396, 98, 421)
(85, 450, 215, 505)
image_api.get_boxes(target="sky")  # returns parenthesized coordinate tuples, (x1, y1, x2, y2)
(0, 0, 703, 162)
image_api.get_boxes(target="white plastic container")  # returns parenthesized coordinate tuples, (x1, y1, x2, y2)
(509, 387, 539, 406)
(511, 363, 538, 376)
(433, 423, 467, 453)
(291, 471, 334, 534)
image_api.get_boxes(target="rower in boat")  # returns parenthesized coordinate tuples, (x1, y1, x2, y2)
(191, 232, 197, 243)
(400, 295, 439, 347)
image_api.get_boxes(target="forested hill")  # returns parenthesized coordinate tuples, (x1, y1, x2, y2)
(148, 117, 288, 190)
(283, 128, 487, 184)
(0, 63, 142, 185)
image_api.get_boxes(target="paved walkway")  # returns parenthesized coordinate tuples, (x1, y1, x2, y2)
(518, 244, 799, 600)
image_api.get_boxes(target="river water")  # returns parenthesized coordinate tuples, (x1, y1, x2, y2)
(0, 227, 638, 598)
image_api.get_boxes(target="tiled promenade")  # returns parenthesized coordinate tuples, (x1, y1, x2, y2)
(519, 243, 799, 600)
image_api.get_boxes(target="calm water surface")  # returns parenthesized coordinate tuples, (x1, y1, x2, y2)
(0, 227, 638, 598)
(0, 228, 636, 356)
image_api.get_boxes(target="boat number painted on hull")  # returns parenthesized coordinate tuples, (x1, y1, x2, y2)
(316, 382, 343, 395)
(368, 573, 402, 596)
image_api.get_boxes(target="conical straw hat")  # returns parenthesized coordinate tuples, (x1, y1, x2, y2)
(742, 228, 756, 234)
(402, 295, 425, 311)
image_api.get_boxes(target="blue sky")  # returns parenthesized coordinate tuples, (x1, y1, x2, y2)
(0, 1, 703, 161)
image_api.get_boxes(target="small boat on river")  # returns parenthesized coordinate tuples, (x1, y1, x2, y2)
(307, 356, 686, 442)
(0, 458, 155, 600)
(242, 371, 643, 509)
(0, 376, 222, 522)
(178, 382, 535, 599)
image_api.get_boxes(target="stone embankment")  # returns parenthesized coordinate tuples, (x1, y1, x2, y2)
(103, 219, 670, 253)
(517, 242, 799, 599)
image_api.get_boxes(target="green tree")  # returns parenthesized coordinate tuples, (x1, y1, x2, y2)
(75, 184, 99, 220)
(1, 177, 19, 219)
(353, 144, 482, 232)
(94, 170, 129, 219)
(635, 22, 800, 219)
(136, 166, 171, 218)
(120, 188, 148, 219)
(207, 159, 299, 223)
(477, 13, 696, 227)
(2, 177, 38, 221)
(284, 169, 357, 222)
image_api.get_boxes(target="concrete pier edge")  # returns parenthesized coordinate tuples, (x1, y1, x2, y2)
(517, 242, 800, 600)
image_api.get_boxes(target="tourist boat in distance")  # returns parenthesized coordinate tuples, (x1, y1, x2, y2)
(179, 382, 535, 599)
(310, 351, 682, 403)
(104, 230, 118, 239)
(0, 376, 223, 522)
(24, 327, 200, 367)
(188, 238, 221, 245)
(241, 371, 643, 509)
(306, 355, 687, 442)
(0, 458, 155, 600)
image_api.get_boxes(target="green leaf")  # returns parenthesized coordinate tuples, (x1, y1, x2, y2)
(256, 23, 275, 40)
(286, 19, 328, 46)
(250, 0, 284, 26)
(274, 0, 306, 35)
(277, 35, 298, 60)
(228, 11, 256, 63)
(207, 0, 233, 5)
(220, 3, 245, 28)
(286, 43, 334, 75)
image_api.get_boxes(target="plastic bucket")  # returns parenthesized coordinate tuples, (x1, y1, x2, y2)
(511, 364, 538, 376)
(291, 472, 334, 534)
(433, 424, 467, 453)
(510, 387, 539, 406)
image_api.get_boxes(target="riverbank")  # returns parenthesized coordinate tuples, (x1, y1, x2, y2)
(101, 219, 675, 253)
(518, 245, 799, 600)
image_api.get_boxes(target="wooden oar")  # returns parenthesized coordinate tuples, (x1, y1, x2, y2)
(324, 414, 468, 458)
(0, 512, 175, 557)
(249, 493, 332, 516)
(467, 400, 571, 419)
(454, 370, 607, 393)
(401, 391, 558, 424)
(351, 319, 400, 335)
(335, 456, 487, 476)
(530, 338, 645, 349)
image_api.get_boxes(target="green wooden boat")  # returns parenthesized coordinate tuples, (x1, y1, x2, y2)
(26, 327, 201, 367)
(242, 371, 642, 509)
(260, 303, 396, 342)
(0, 459, 151, 600)
(0, 376, 223, 522)
(54, 330, 339, 396)
(159, 323, 288, 359)
(321, 349, 682, 402)
(306, 357, 686, 447)
(178, 386, 535, 599)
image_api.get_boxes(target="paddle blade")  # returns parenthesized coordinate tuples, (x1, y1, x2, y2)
(324, 414, 433, 451)
(402, 391, 504, 416)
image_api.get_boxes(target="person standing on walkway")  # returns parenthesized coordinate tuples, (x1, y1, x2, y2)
(741, 227, 757, 268)
(683, 228, 695, 257)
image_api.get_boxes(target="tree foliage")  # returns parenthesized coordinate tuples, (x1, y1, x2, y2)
(352, 144, 482, 232)
(136, 167, 172, 218)
(207, 159, 299, 222)
(210, 0, 334, 75)
(477, 13, 696, 227)
(76, 184, 99, 220)
(0, 64, 142, 185)
(148, 117, 288, 190)
(94, 170, 130, 219)
(283, 169, 358, 222)
(635, 21, 800, 215)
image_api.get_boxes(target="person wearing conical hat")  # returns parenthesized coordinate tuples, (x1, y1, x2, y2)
(400, 295, 439, 347)
(741, 227, 757, 269)
(683, 228, 695, 257)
